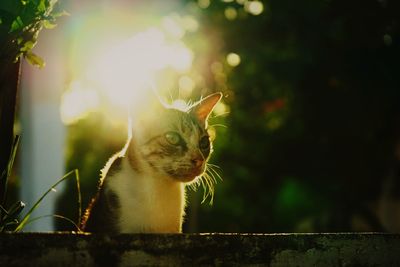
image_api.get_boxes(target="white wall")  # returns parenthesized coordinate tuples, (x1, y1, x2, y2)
(19, 28, 65, 232)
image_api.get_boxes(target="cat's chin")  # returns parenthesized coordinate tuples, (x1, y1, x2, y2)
(166, 167, 204, 183)
(173, 175, 198, 183)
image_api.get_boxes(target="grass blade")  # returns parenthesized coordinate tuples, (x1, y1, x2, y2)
(14, 169, 78, 232)
(1, 135, 20, 206)
(23, 214, 82, 232)
(74, 169, 82, 225)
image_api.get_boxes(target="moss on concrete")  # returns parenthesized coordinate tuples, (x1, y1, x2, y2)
(0, 233, 399, 266)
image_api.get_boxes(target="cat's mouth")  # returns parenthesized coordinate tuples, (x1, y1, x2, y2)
(164, 166, 204, 182)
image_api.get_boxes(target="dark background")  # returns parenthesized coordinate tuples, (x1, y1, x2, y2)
(56, 0, 400, 233)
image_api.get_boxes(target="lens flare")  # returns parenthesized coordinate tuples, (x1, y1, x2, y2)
(61, 12, 196, 125)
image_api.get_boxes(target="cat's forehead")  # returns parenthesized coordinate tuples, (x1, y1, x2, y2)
(170, 109, 204, 135)
(139, 107, 206, 139)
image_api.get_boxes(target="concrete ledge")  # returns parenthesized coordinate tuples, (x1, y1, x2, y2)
(1, 233, 399, 266)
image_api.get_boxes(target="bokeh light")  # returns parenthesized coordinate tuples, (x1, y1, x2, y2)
(226, 53, 241, 67)
(198, 0, 211, 9)
(225, 7, 238, 21)
(245, 1, 264, 16)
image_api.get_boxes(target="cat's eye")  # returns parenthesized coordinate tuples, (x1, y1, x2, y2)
(165, 132, 181, 145)
(199, 136, 210, 150)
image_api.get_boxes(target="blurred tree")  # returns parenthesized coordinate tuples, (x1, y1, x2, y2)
(191, 0, 400, 232)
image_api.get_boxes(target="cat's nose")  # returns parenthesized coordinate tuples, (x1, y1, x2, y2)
(191, 157, 204, 168)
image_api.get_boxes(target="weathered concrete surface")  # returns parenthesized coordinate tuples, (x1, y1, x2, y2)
(0, 232, 399, 266)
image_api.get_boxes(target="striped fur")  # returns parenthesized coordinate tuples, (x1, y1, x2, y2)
(81, 93, 222, 233)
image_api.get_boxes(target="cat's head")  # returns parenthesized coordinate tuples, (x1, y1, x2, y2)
(130, 92, 222, 183)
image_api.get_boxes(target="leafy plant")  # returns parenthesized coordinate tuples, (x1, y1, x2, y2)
(0, 135, 82, 232)
(0, 135, 21, 231)
(0, 0, 67, 67)
(0, 0, 73, 232)
(14, 168, 82, 232)
(1, 169, 82, 232)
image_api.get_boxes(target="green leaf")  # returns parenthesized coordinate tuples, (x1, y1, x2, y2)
(20, 40, 35, 52)
(48, 0, 58, 9)
(0, 205, 8, 217)
(25, 51, 45, 68)
(14, 52, 23, 63)
(10, 16, 24, 32)
(6, 201, 25, 220)
(42, 19, 56, 29)
(52, 10, 70, 18)
(4, 220, 19, 228)
(37, 0, 46, 13)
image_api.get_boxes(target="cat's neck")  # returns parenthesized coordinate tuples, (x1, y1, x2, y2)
(105, 150, 186, 233)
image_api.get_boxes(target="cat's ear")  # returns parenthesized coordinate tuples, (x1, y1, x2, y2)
(191, 92, 223, 125)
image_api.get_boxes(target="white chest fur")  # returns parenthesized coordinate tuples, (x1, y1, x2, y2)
(106, 157, 186, 233)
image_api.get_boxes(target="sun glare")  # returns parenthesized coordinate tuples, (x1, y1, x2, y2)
(61, 11, 198, 124)
(60, 81, 99, 125)
(86, 27, 193, 108)
(171, 99, 191, 111)
(179, 75, 196, 97)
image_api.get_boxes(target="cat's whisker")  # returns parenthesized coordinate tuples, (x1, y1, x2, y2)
(188, 178, 200, 191)
(199, 177, 208, 202)
(202, 183, 213, 204)
(203, 173, 215, 204)
(207, 174, 215, 192)
(204, 165, 223, 205)
(207, 163, 222, 169)
(205, 169, 217, 184)
(196, 165, 222, 205)
(210, 168, 223, 183)
(207, 163, 223, 182)
(193, 172, 212, 204)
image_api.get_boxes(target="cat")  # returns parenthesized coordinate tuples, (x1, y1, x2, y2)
(80, 92, 222, 233)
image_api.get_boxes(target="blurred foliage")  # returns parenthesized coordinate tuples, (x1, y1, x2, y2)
(57, 0, 400, 232)
(188, 0, 400, 232)
(0, 0, 66, 67)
